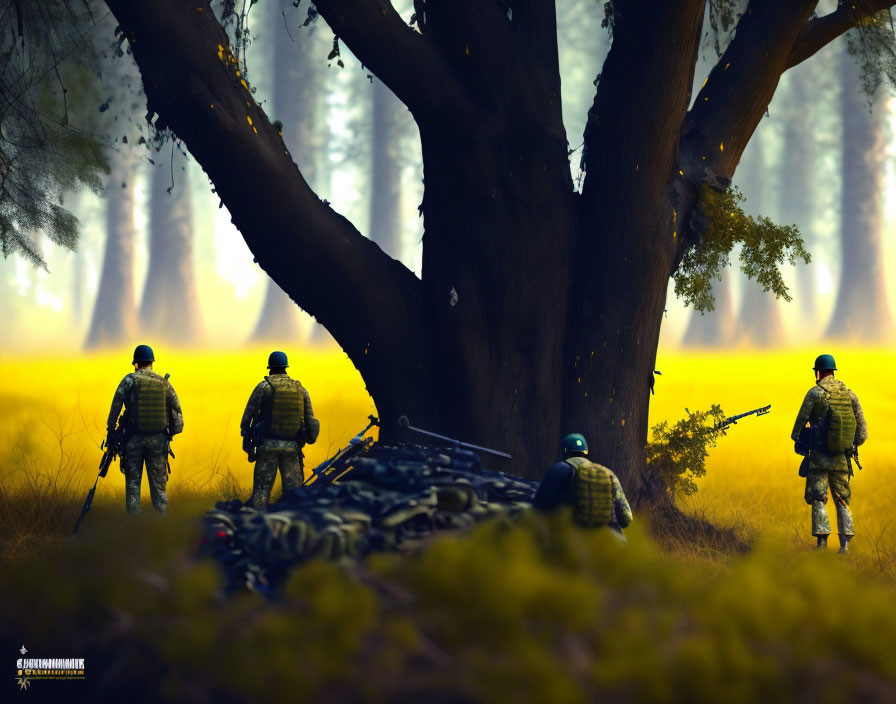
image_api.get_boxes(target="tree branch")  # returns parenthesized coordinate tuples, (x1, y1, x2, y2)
(103, 0, 432, 415)
(581, 0, 706, 205)
(313, 0, 474, 123)
(787, 0, 896, 69)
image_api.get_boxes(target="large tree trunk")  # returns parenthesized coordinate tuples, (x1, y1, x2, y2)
(84, 150, 137, 348)
(105, 0, 877, 494)
(826, 48, 892, 340)
(734, 131, 787, 346)
(139, 150, 204, 343)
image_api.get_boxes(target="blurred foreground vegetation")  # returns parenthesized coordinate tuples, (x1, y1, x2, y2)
(3, 347, 896, 700)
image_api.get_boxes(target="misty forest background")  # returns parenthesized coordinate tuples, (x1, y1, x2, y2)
(0, 0, 893, 353)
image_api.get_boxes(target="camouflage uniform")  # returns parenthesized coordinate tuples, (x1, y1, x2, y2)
(532, 457, 633, 532)
(790, 375, 868, 538)
(107, 368, 184, 515)
(240, 374, 317, 510)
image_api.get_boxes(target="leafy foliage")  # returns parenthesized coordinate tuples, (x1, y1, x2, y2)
(845, 8, 896, 96)
(673, 185, 810, 312)
(0, 0, 108, 267)
(646, 405, 727, 497)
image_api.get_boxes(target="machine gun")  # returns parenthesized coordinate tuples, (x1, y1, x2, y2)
(73, 424, 126, 535)
(396, 415, 512, 459)
(303, 415, 379, 487)
(714, 405, 771, 431)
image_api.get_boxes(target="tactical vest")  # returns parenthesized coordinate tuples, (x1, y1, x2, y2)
(815, 380, 857, 455)
(565, 456, 614, 527)
(265, 375, 305, 440)
(130, 372, 168, 433)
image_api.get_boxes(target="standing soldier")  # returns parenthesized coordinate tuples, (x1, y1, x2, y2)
(106, 344, 184, 515)
(241, 351, 320, 509)
(791, 354, 868, 553)
(532, 433, 633, 535)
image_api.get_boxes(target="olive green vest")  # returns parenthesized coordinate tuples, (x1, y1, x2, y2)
(131, 372, 168, 433)
(814, 378, 857, 454)
(565, 456, 614, 527)
(266, 375, 305, 440)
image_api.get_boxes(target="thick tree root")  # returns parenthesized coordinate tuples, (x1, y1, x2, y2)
(643, 494, 751, 556)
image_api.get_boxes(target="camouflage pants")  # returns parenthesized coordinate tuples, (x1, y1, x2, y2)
(804, 470, 854, 537)
(248, 439, 303, 510)
(123, 433, 169, 515)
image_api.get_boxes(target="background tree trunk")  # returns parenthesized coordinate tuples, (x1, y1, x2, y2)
(682, 271, 736, 347)
(735, 130, 787, 346)
(778, 71, 817, 331)
(139, 150, 204, 343)
(826, 48, 893, 340)
(250, 3, 320, 343)
(84, 149, 137, 348)
(369, 78, 404, 263)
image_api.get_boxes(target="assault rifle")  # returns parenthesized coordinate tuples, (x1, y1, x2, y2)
(714, 405, 771, 430)
(846, 444, 863, 477)
(74, 424, 126, 535)
(303, 415, 379, 487)
(396, 415, 513, 459)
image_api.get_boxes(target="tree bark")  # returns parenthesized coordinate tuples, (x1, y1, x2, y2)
(140, 149, 204, 343)
(84, 149, 137, 348)
(827, 48, 893, 340)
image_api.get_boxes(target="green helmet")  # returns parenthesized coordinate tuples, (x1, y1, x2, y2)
(267, 350, 289, 369)
(132, 344, 155, 364)
(813, 354, 837, 372)
(561, 433, 588, 457)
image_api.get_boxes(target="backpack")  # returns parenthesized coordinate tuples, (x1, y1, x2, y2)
(818, 381, 857, 455)
(131, 372, 168, 433)
(266, 375, 305, 440)
(565, 456, 614, 527)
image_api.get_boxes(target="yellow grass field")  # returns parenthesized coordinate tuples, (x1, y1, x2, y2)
(0, 345, 893, 555)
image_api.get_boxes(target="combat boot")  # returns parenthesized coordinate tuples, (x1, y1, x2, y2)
(838, 534, 852, 554)
(815, 535, 828, 549)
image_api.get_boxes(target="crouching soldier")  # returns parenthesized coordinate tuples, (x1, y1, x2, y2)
(532, 433, 632, 535)
(106, 344, 184, 515)
(241, 351, 320, 509)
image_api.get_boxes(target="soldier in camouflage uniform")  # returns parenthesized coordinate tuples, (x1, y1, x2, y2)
(533, 433, 632, 534)
(106, 344, 184, 515)
(791, 354, 868, 553)
(241, 351, 320, 509)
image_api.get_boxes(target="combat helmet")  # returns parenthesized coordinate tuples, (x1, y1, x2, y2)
(561, 433, 588, 457)
(813, 354, 837, 372)
(132, 344, 155, 364)
(267, 350, 289, 369)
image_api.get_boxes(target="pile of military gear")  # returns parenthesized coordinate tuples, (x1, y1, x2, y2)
(201, 441, 537, 595)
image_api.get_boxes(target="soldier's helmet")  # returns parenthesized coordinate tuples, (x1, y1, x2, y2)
(561, 433, 588, 457)
(813, 354, 837, 372)
(132, 344, 155, 364)
(267, 350, 289, 369)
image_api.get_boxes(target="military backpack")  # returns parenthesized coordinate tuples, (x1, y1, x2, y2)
(265, 375, 305, 440)
(818, 381, 857, 455)
(130, 372, 168, 433)
(565, 456, 614, 527)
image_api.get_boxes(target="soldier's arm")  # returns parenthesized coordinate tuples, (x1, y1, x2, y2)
(610, 472, 633, 528)
(790, 387, 820, 442)
(851, 391, 868, 446)
(240, 382, 268, 436)
(301, 387, 320, 444)
(106, 375, 132, 432)
(166, 383, 184, 436)
(532, 462, 574, 511)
